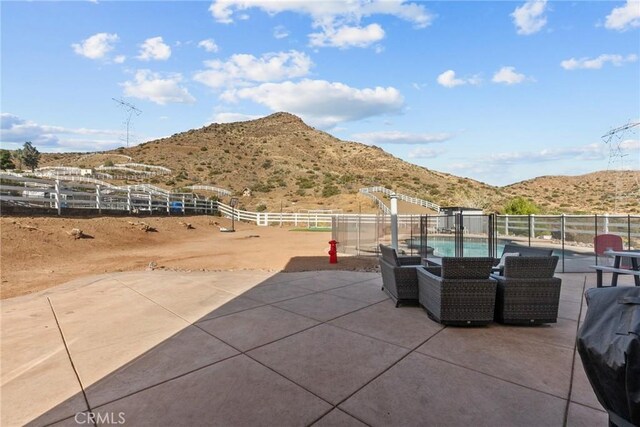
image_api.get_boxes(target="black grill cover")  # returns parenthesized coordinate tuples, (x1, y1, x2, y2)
(577, 287, 640, 427)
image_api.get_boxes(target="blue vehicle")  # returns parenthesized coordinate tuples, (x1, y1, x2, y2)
(170, 201, 183, 214)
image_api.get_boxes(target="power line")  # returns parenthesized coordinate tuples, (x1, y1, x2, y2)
(112, 98, 142, 147)
(601, 120, 640, 212)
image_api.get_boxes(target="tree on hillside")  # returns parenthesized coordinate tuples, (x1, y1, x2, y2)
(21, 142, 41, 172)
(504, 196, 540, 215)
(0, 150, 15, 169)
(12, 149, 23, 170)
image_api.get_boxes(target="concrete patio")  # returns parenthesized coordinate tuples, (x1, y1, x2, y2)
(2, 268, 632, 426)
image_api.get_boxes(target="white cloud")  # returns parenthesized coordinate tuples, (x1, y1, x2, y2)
(222, 79, 404, 128)
(446, 142, 633, 184)
(209, 1, 432, 50)
(489, 144, 609, 164)
(0, 113, 121, 149)
(121, 70, 195, 105)
(198, 38, 219, 53)
(193, 50, 313, 89)
(492, 66, 529, 85)
(620, 139, 640, 151)
(114, 55, 126, 64)
(561, 54, 638, 70)
(436, 70, 481, 88)
(211, 112, 262, 123)
(449, 140, 640, 184)
(511, 0, 548, 35)
(137, 36, 171, 61)
(605, 0, 640, 31)
(309, 23, 385, 48)
(408, 147, 445, 159)
(273, 25, 289, 39)
(209, 0, 433, 28)
(352, 130, 452, 145)
(72, 33, 119, 60)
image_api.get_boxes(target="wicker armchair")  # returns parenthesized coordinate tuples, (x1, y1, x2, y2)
(417, 257, 497, 326)
(379, 244, 422, 307)
(491, 256, 561, 325)
(492, 244, 554, 274)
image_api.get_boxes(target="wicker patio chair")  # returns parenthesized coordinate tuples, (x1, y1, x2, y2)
(491, 256, 561, 325)
(417, 257, 497, 326)
(379, 244, 422, 307)
(492, 244, 554, 274)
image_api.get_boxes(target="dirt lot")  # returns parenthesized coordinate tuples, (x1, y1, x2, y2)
(0, 215, 378, 299)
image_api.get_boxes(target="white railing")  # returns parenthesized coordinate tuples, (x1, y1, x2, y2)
(44, 175, 121, 189)
(217, 202, 337, 227)
(115, 163, 172, 174)
(37, 166, 92, 176)
(1, 174, 437, 226)
(359, 186, 440, 212)
(187, 185, 232, 197)
(1, 174, 216, 215)
(359, 188, 390, 214)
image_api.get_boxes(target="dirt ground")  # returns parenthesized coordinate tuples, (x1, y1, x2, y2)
(0, 215, 378, 300)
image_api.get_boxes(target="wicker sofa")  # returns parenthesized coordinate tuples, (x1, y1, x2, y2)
(417, 257, 497, 326)
(491, 256, 561, 325)
(378, 244, 422, 307)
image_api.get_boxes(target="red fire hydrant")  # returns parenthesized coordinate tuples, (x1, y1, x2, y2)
(328, 240, 338, 264)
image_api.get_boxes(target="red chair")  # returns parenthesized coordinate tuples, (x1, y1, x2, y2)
(594, 234, 627, 267)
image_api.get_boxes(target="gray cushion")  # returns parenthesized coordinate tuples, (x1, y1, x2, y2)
(379, 244, 399, 267)
(440, 257, 495, 279)
(503, 256, 558, 279)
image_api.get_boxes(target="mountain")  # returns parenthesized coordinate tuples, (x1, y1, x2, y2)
(503, 171, 640, 214)
(39, 112, 639, 214)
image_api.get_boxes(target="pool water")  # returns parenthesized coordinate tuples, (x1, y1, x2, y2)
(428, 239, 506, 257)
(405, 237, 506, 257)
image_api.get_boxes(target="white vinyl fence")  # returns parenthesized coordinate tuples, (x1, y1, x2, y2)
(359, 186, 440, 212)
(1, 174, 356, 227)
(0, 174, 215, 215)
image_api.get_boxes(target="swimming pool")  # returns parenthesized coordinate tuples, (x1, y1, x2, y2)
(405, 237, 568, 258)
(405, 237, 506, 257)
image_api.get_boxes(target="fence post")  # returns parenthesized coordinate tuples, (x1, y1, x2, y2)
(390, 193, 398, 250)
(166, 196, 170, 216)
(148, 194, 152, 214)
(127, 188, 132, 213)
(357, 209, 361, 257)
(55, 179, 61, 215)
(530, 214, 536, 241)
(96, 185, 101, 213)
(504, 214, 509, 236)
(561, 214, 565, 273)
(628, 215, 632, 250)
(182, 195, 185, 215)
(603, 214, 609, 234)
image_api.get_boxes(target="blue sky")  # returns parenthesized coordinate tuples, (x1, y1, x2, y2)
(1, 0, 639, 186)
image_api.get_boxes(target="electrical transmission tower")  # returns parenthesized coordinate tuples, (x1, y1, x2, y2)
(601, 120, 640, 212)
(112, 98, 142, 147)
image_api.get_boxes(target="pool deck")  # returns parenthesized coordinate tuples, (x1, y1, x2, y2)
(2, 269, 634, 426)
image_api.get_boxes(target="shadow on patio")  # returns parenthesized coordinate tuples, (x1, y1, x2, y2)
(2, 264, 624, 426)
